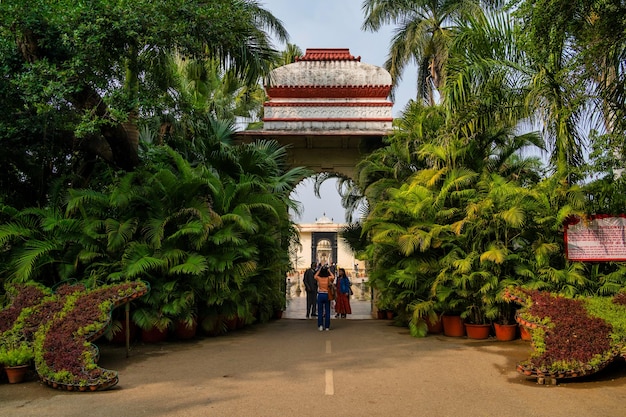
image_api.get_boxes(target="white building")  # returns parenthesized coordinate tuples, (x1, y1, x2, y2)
(289, 214, 365, 280)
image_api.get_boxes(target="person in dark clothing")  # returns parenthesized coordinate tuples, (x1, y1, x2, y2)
(303, 262, 318, 318)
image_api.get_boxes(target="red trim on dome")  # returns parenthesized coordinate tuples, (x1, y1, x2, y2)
(296, 48, 361, 62)
(264, 102, 393, 107)
(266, 86, 392, 99)
(262, 117, 394, 122)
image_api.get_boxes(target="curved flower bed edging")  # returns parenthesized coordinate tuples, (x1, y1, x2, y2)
(505, 288, 626, 382)
(1, 281, 149, 391)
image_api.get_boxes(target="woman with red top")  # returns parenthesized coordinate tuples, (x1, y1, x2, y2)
(314, 266, 334, 331)
(334, 268, 352, 318)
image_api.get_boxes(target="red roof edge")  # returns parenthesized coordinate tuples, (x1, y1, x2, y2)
(296, 48, 361, 62)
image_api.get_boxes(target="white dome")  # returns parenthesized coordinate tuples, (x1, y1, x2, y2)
(316, 214, 334, 224)
(269, 60, 392, 88)
(266, 48, 392, 91)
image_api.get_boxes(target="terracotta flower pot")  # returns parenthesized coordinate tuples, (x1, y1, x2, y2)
(174, 319, 198, 340)
(520, 325, 532, 341)
(426, 316, 443, 334)
(442, 315, 465, 337)
(5, 365, 30, 384)
(225, 317, 239, 331)
(141, 326, 168, 343)
(494, 323, 518, 341)
(465, 323, 491, 339)
(386, 310, 394, 320)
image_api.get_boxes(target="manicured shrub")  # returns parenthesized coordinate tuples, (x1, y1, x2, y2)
(507, 288, 626, 380)
(1, 281, 148, 391)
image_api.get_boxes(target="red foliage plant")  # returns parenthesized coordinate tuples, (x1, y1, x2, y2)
(507, 288, 615, 376)
(1, 281, 148, 391)
(526, 291, 612, 370)
(0, 284, 50, 333)
(613, 292, 626, 307)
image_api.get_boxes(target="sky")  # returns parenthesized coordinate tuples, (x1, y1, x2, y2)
(260, 0, 417, 224)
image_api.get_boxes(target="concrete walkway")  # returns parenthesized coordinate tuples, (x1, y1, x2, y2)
(2, 312, 626, 416)
(283, 292, 374, 320)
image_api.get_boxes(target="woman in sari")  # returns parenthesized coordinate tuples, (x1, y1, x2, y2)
(334, 268, 352, 318)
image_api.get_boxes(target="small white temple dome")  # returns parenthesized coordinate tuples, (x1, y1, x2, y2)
(266, 48, 392, 94)
(315, 214, 333, 224)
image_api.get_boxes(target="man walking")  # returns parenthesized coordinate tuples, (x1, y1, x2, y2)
(303, 262, 317, 318)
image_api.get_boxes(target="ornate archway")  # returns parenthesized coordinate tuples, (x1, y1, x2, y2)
(233, 48, 393, 179)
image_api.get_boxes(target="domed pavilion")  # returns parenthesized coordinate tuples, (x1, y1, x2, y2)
(234, 48, 393, 179)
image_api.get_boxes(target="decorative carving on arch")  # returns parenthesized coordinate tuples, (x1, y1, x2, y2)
(264, 101, 393, 108)
(265, 85, 392, 99)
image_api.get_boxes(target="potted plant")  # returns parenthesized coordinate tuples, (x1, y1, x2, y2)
(432, 290, 466, 337)
(409, 299, 444, 337)
(132, 307, 171, 343)
(132, 284, 173, 343)
(0, 340, 34, 383)
(267, 284, 286, 320)
(430, 269, 478, 337)
(173, 311, 198, 340)
(491, 298, 518, 341)
(462, 304, 491, 339)
(375, 291, 395, 320)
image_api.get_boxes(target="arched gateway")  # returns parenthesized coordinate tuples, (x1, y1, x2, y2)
(233, 48, 393, 179)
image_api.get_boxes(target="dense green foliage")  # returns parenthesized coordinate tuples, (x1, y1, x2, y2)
(0, 1, 307, 334)
(0, 0, 287, 208)
(355, 0, 626, 335)
(0, 138, 308, 330)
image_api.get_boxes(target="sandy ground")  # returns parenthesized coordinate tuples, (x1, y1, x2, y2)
(2, 317, 626, 417)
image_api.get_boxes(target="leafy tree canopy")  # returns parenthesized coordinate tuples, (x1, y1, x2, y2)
(0, 0, 287, 207)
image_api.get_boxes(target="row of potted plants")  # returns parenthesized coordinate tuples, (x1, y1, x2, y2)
(408, 311, 519, 341)
(0, 281, 149, 390)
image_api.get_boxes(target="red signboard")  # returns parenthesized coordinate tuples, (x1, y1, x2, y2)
(565, 215, 626, 261)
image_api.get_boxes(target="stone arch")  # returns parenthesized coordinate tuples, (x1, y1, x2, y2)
(234, 131, 386, 180)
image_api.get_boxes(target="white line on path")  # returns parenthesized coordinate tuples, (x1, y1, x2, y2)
(325, 369, 334, 395)
(325, 340, 334, 395)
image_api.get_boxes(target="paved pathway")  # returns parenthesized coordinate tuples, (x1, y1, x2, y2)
(283, 292, 373, 320)
(2, 309, 626, 416)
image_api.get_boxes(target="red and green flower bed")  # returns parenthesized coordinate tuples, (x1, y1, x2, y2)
(505, 288, 626, 381)
(1, 281, 148, 391)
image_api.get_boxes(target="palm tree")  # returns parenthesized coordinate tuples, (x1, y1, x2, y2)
(168, 55, 267, 124)
(361, 0, 488, 104)
(277, 43, 303, 66)
(511, 1, 592, 178)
